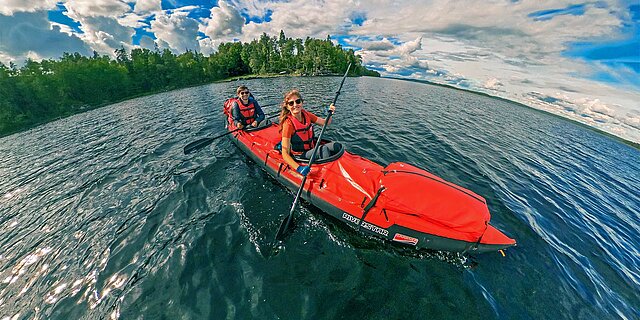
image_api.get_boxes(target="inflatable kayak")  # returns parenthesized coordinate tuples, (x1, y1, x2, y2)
(224, 113, 516, 253)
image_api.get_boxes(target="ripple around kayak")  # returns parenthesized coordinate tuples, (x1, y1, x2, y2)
(0, 76, 638, 319)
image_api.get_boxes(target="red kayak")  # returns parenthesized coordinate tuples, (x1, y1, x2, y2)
(225, 113, 516, 254)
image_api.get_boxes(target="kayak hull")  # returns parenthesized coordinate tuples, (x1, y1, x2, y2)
(226, 120, 516, 254)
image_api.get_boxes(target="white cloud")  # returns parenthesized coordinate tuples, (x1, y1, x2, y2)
(581, 98, 616, 118)
(623, 115, 640, 130)
(236, 0, 353, 42)
(484, 78, 504, 90)
(75, 16, 136, 54)
(0, 11, 91, 62)
(118, 12, 149, 29)
(133, 0, 161, 14)
(384, 65, 400, 73)
(201, 0, 244, 39)
(364, 39, 394, 51)
(62, 0, 137, 55)
(64, 0, 130, 19)
(138, 35, 156, 50)
(0, 0, 57, 15)
(396, 37, 421, 55)
(151, 10, 200, 52)
(198, 37, 217, 56)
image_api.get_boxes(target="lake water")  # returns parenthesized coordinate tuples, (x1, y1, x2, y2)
(1, 77, 638, 319)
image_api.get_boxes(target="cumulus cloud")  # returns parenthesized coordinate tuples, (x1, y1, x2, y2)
(65, 0, 130, 18)
(118, 12, 150, 29)
(202, 0, 244, 39)
(151, 10, 200, 52)
(0, 11, 91, 62)
(62, 0, 137, 55)
(133, 0, 161, 14)
(236, 0, 353, 41)
(138, 35, 156, 50)
(623, 115, 640, 130)
(356, 36, 429, 76)
(364, 38, 395, 51)
(396, 36, 422, 55)
(580, 98, 616, 118)
(484, 78, 504, 90)
(0, 0, 57, 15)
(75, 16, 136, 54)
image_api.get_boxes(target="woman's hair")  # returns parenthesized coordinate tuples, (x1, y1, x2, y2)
(236, 85, 249, 95)
(279, 89, 302, 132)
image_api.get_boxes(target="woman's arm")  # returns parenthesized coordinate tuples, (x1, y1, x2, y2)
(281, 137, 300, 170)
(313, 104, 335, 126)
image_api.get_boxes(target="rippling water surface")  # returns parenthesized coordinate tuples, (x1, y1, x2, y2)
(1, 77, 638, 319)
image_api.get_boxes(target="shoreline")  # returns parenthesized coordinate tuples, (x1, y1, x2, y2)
(3, 74, 638, 151)
(0, 73, 346, 139)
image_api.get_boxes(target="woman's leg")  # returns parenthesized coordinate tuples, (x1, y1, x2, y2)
(302, 142, 342, 160)
(327, 142, 341, 155)
(302, 148, 316, 160)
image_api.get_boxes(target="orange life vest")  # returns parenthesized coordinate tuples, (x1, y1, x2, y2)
(237, 100, 256, 124)
(224, 98, 256, 125)
(287, 110, 315, 153)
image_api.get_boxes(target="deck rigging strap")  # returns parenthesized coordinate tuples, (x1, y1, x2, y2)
(357, 186, 386, 230)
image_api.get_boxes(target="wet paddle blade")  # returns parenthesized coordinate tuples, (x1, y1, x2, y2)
(183, 137, 215, 154)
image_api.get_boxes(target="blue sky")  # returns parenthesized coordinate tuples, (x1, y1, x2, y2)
(0, 0, 639, 142)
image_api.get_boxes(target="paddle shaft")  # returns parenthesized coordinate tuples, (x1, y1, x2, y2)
(276, 63, 352, 240)
(183, 110, 281, 155)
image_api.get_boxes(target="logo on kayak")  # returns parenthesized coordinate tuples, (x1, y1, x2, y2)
(342, 213, 389, 237)
(392, 233, 419, 246)
(342, 212, 360, 225)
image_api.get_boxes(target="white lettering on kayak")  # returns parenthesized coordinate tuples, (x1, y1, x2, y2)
(360, 221, 389, 237)
(342, 212, 360, 224)
(342, 212, 389, 237)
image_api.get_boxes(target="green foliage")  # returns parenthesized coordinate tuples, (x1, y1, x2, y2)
(0, 31, 380, 136)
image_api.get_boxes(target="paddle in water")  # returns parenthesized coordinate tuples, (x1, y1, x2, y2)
(275, 63, 352, 242)
(183, 109, 279, 155)
(183, 128, 243, 155)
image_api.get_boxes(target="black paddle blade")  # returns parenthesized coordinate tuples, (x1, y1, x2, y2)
(183, 137, 215, 155)
(275, 214, 293, 241)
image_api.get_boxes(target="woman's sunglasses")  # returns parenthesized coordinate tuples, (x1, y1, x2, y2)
(287, 98, 303, 106)
(239, 91, 250, 95)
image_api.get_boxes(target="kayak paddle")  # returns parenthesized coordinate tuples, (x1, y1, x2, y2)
(183, 110, 280, 155)
(183, 128, 244, 155)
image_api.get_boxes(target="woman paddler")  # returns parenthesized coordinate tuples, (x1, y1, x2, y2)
(279, 89, 342, 176)
(231, 85, 265, 129)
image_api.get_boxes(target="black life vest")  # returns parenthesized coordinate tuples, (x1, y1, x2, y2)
(287, 110, 315, 153)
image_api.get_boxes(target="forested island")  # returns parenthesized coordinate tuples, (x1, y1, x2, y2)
(0, 31, 379, 136)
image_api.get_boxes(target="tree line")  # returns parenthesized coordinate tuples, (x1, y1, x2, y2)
(0, 31, 379, 136)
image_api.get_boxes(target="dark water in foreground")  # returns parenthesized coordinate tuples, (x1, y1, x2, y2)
(1, 77, 638, 319)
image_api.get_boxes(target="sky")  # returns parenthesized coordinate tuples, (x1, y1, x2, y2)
(0, 0, 639, 143)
